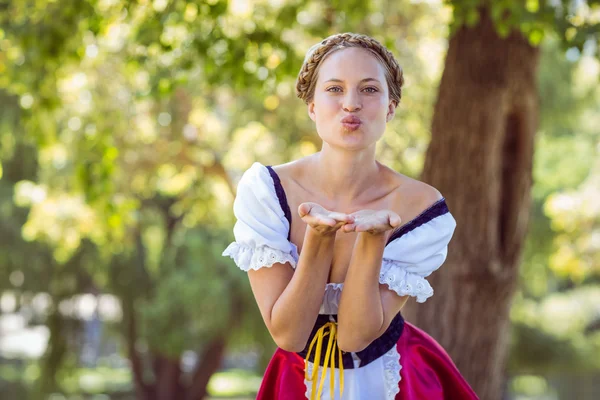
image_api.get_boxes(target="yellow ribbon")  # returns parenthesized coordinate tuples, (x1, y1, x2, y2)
(304, 321, 345, 399)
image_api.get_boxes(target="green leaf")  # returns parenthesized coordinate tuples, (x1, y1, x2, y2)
(525, 0, 539, 13)
(465, 7, 480, 27)
(528, 28, 545, 45)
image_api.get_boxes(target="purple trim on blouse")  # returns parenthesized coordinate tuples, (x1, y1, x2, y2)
(297, 312, 405, 369)
(265, 164, 449, 248)
(266, 166, 292, 241)
(386, 198, 449, 245)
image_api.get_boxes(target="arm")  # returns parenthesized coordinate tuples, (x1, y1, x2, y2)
(249, 228, 334, 352)
(249, 203, 353, 352)
(337, 190, 445, 352)
(336, 231, 409, 352)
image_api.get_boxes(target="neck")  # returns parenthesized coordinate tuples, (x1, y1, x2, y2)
(311, 143, 381, 205)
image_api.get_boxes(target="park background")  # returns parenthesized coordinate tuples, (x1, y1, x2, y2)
(0, 0, 599, 399)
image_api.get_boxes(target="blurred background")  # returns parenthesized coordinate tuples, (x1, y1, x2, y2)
(0, 0, 599, 399)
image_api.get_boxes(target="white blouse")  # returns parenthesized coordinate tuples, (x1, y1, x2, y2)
(222, 162, 457, 399)
(223, 162, 456, 310)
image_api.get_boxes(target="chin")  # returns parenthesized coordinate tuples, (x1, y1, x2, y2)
(334, 137, 373, 151)
(342, 130, 380, 148)
(318, 127, 380, 150)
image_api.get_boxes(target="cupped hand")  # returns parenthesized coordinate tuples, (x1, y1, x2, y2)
(298, 202, 354, 236)
(341, 209, 402, 235)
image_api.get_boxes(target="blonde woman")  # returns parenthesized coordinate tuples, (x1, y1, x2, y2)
(223, 33, 479, 400)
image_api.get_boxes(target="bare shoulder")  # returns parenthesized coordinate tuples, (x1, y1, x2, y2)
(381, 164, 443, 219)
(269, 156, 314, 186)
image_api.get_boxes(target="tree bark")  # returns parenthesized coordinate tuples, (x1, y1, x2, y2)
(156, 356, 183, 400)
(402, 9, 540, 400)
(186, 335, 228, 400)
(123, 297, 152, 400)
(36, 299, 68, 400)
(186, 290, 245, 400)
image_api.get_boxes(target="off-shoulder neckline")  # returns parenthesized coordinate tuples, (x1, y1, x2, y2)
(265, 165, 292, 241)
(263, 163, 449, 247)
(385, 198, 448, 244)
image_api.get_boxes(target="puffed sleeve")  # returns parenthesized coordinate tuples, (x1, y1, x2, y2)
(379, 199, 456, 303)
(222, 162, 299, 271)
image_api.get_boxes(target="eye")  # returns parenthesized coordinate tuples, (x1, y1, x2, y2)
(363, 86, 378, 93)
(326, 86, 342, 92)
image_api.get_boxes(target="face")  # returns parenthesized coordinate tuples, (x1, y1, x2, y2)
(308, 47, 396, 151)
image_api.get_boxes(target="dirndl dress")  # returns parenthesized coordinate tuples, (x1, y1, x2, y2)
(223, 162, 479, 400)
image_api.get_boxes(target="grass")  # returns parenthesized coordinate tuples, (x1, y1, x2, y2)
(207, 368, 262, 397)
(1, 362, 261, 398)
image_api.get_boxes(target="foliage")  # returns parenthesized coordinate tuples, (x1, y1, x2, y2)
(448, 0, 600, 51)
(1, 0, 451, 396)
(0, 0, 599, 398)
(511, 33, 600, 377)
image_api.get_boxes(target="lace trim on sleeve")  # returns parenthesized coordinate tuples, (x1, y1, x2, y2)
(379, 259, 434, 303)
(383, 345, 402, 399)
(222, 242, 298, 271)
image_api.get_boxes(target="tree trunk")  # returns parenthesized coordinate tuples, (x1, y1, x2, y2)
(123, 296, 152, 400)
(186, 335, 228, 400)
(156, 356, 183, 400)
(36, 300, 68, 400)
(186, 290, 245, 400)
(403, 9, 540, 400)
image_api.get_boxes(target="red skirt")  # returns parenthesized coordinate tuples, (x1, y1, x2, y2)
(257, 321, 479, 399)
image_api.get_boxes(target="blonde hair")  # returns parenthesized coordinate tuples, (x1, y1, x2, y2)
(295, 33, 404, 107)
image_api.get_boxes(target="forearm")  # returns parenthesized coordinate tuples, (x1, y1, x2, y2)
(337, 232, 387, 351)
(270, 227, 334, 351)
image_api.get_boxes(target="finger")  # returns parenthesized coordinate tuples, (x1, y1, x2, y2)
(322, 217, 339, 227)
(342, 223, 355, 232)
(356, 223, 385, 233)
(302, 215, 325, 227)
(329, 212, 354, 223)
(298, 203, 312, 218)
(389, 213, 402, 228)
(354, 223, 371, 232)
(333, 221, 347, 230)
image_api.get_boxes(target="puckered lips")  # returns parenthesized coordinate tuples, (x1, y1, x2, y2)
(340, 115, 362, 131)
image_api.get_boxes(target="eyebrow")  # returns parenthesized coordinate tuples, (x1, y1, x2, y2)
(324, 78, 381, 84)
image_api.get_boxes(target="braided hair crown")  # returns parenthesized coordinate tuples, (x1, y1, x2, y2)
(295, 33, 404, 107)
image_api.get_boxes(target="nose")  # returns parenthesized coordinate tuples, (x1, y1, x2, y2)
(342, 91, 362, 112)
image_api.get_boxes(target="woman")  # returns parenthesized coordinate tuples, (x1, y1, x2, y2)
(223, 33, 479, 400)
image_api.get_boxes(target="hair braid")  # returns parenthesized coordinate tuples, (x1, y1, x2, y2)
(295, 33, 404, 107)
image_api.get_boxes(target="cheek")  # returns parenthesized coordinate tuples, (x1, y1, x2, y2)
(314, 96, 339, 120)
(365, 97, 389, 119)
